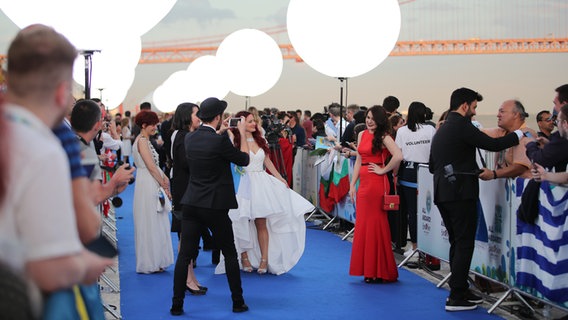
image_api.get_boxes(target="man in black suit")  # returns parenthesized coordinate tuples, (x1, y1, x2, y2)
(171, 97, 250, 316)
(429, 88, 524, 312)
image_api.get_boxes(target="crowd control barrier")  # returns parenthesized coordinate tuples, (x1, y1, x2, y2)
(415, 165, 568, 313)
(296, 148, 567, 313)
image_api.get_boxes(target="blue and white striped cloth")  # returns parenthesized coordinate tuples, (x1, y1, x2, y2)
(515, 179, 568, 307)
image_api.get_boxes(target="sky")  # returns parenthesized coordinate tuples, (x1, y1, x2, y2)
(1, 0, 567, 123)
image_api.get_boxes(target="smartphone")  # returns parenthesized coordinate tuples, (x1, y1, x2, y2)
(524, 131, 533, 138)
(229, 118, 241, 128)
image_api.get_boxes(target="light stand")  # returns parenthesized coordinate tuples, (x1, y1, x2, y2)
(245, 96, 251, 110)
(98, 88, 104, 101)
(79, 49, 101, 99)
(337, 77, 349, 141)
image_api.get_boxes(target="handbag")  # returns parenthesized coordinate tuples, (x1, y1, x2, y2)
(43, 284, 105, 320)
(382, 152, 400, 211)
(157, 187, 172, 214)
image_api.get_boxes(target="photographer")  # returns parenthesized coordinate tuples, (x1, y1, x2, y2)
(71, 100, 135, 206)
(263, 112, 294, 187)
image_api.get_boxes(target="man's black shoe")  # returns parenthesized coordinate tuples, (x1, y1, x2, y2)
(445, 298, 477, 311)
(170, 304, 183, 316)
(464, 290, 483, 304)
(232, 303, 249, 313)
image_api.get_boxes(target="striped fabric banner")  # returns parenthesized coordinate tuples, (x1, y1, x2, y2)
(515, 179, 568, 308)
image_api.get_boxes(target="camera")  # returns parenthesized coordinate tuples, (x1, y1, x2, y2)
(229, 118, 241, 128)
(262, 114, 291, 145)
(443, 164, 456, 183)
(100, 161, 135, 208)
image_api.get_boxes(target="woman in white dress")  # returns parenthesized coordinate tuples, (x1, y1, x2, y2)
(216, 111, 314, 275)
(132, 111, 174, 273)
(121, 117, 132, 164)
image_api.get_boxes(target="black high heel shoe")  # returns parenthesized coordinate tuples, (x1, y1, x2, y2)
(198, 285, 208, 292)
(186, 286, 206, 295)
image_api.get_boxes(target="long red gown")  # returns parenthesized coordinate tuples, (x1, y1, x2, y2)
(349, 130, 398, 281)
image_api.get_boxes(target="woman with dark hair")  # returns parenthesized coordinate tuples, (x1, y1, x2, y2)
(132, 110, 174, 273)
(349, 105, 402, 283)
(216, 111, 314, 275)
(168, 102, 208, 294)
(395, 102, 436, 257)
(388, 113, 405, 139)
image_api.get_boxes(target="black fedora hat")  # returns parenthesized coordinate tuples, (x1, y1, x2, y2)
(197, 97, 228, 119)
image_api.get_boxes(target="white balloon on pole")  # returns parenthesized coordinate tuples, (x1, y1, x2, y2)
(153, 71, 189, 113)
(287, 0, 401, 78)
(184, 55, 229, 103)
(216, 28, 283, 97)
(0, 0, 177, 107)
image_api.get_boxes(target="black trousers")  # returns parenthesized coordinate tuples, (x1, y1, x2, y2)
(437, 199, 477, 300)
(172, 205, 244, 306)
(400, 184, 418, 244)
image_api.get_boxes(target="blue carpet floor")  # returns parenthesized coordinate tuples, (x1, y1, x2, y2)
(115, 184, 503, 320)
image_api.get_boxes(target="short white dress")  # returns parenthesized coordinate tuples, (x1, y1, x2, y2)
(216, 148, 314, 275)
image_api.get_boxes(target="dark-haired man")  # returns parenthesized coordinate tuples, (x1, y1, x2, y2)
(171, 97, 250, 315)
(536, 110, 554, 139)
(526, 84, 568, 172)
(429, 88, 525, 311)
(71, 99, 134, 204)
(383, 95, 400, 117)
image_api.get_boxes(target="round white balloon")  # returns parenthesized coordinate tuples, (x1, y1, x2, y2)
(184, 55, 230, 103)
(287, 0, 401, 78)
(216, 29, 283, 97)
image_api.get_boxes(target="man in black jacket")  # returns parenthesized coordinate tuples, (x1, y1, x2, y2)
(429, 88, 524, 311)
(526, 84, 568, 172)
(171, 97, 250, 316)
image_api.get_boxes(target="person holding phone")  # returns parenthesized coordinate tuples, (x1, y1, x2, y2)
(216, 111, 314, 275)
(479, 99, 537, 180)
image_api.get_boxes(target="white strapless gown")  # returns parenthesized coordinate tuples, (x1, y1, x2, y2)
(215, 149, 314, 275)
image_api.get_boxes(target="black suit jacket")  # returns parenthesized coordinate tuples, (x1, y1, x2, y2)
(429, 112, 519, 204)
(171, 129, 189, 210)
(181, 125, 250, 210)
(525, 131, 568, 172)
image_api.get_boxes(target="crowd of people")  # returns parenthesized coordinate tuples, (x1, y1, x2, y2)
(0, 24, 567, 319)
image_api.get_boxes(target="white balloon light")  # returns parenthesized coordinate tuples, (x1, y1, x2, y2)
(72, 34, 141, 109)
(286, 0, 401, 78)
(0, 0, 177, 108)
(216, 29, 283, 97)
(153, 71, 189, 113)
(184, 55, 230, 103)
(0, 0, 176, 37)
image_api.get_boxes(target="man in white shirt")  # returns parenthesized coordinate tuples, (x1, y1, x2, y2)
(0, 25, 113, 311)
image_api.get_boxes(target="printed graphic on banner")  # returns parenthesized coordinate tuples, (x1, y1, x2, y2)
(515, 179, 568, 308)
(417, 166, 450, 260)
(471, 179, 512, 285)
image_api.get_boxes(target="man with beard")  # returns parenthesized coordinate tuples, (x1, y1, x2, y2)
(171, 97, 250, 316)
(429, 87, 525, 311)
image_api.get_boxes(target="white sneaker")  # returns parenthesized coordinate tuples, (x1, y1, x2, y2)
(403, 248, 415, 257)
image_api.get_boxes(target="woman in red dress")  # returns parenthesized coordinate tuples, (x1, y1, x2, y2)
(349, 105, 403, 283)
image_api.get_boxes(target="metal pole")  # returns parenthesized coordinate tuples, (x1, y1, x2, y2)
(337, 77, 348, 141)
(79, 50, 100, 99)
(84, 52, 92, 99)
